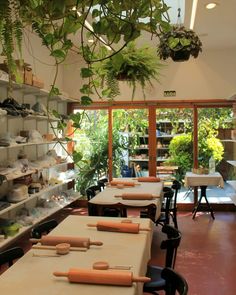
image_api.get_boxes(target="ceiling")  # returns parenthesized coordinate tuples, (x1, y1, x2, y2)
(138, 0, 236, 50)
(185, 0, 236, 50)
(71, 1, 236, 54)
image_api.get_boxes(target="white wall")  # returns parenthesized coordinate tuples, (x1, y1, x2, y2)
(13, 29, 236, 102)
(21, 28, 64, 91)
(61, 47, 236, 102)
(61, 52, 86, 99)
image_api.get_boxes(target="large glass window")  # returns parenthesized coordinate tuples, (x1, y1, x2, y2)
(112, 109, 148, 178)
(73, 109, 108, 194)
(197, 107, 233, 204)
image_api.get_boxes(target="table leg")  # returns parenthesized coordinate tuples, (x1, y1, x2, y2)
(192, 186, 215, 219)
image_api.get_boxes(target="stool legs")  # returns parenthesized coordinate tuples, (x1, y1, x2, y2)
(192, 186, 215, 219)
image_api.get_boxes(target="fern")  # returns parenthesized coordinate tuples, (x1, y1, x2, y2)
(0, 0, 23, 87)
(105, 72, 120, 99)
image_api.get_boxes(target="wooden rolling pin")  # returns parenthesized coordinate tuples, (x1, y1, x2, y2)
(87, 221, 150, 233)
(32, 243, 87, 254)
(114, 193, 158, 200)
(30, 236, 103, 248)
(109, 180, 136, 187)
(53, 268, 151, 286)
(137, 177, 161, 182)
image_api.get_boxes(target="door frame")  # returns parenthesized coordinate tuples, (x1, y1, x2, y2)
(68, 99, 232, 181)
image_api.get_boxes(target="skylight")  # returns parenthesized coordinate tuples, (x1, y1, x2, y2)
(165, 0, 185, 24)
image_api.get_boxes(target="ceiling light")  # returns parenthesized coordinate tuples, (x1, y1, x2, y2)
(205, 2, 217, 9)
(190, 0, 198, 30)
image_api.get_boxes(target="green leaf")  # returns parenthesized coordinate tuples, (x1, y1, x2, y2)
(101, 88, 111, 97)
(49, 86, 60, 96)
(73, 151, 83, 164)
(111, 53, 124, 71)
(80, 68, 93, 78)
(92, 9, 101, 18)
(44, 33, 54, 46)
(51, 49, 66, 59)
(81, 96, 93, 105)
(168, 37, 180, 49)
(62, 39, 73, 51)
(69, 113, 81, 124)
(52, 110, 60, 118)
(63, 16, 82, 34)
(180, 38, 191, 47)
(80, 84, 93, 95)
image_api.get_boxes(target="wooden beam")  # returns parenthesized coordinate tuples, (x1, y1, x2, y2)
(148, 107, 157, 176)
(108, 107, 113, 181)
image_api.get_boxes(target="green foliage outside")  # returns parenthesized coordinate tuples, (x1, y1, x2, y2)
(73, 107, 230, 192)
(167, 133, 193, 181)
(74, 110, 128, 195)
(167, 118, 225, 181)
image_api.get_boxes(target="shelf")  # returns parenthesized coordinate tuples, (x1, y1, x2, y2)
(227, 160, 236, 167)
(24, 114, 60, 122)
(135, 134, 180, 138)
(1, 161, 72, 182)
(227, 180, 236, 190)
(129, 157, 149, 162)
(133, 147, 149, 150)
(0, 194, 81, 250)
(4, 169, 37, 181)
(0, 140, 62, 150)
(0, 77, 77, 102)
(0, 180, 73, 215)
(157, 134, 176, 138)
(226, 181, 236, 205)
(221, 139, 236, 142)
(129, 157, 168, 162)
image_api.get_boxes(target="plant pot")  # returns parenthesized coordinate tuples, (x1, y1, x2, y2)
(115, 73, 132, 81)
(171, 50, 191, 62)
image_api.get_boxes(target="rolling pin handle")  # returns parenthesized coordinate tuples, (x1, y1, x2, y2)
(90, 241, 103, 246)
(132, 276, 151, 283)
(53, 271, 68, 277)
(140, 227, 151, 231)
(30, 238, 41, 243)
(87, 224, 97, 227)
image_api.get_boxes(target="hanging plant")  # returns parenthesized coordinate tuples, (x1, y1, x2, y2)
(0, 0, 23, 85)
(158, 25, 203, 62)
(88, 42, 163, 100)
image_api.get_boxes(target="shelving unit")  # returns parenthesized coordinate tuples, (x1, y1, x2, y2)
(128, 121, 184, 176)
(0, 192, 80, 250)
(0, 78, 79, 249)
(221, 133, 236, 204)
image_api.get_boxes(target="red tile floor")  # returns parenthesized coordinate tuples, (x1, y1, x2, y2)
(170, 211, 236, 295)
(2, 207, 236, 295)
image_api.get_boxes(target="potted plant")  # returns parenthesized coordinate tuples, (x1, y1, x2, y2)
(92, 42, 162, 99)
(158, 25, 202, 62)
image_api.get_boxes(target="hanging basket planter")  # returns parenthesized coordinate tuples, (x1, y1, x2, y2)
(115, 73, 133, 81)
(93, 42, 162, 100)
(170, 50, 191, 62)
(158, 26, 202, 62)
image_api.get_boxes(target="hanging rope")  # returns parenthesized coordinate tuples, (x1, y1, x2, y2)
(177, 7, 182, 26)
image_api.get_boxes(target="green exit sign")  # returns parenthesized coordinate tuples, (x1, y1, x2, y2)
(164, 90, 176, 97)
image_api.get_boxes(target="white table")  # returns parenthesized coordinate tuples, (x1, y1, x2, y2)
(89, 178, 163, 221)
(0, 215, 154, 295)
(184, 172, 224, 219)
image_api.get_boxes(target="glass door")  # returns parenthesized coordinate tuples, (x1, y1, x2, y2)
(112, 108, 149, 178)
(72, 109, 108, 194)
(197, 107, 233, 204)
